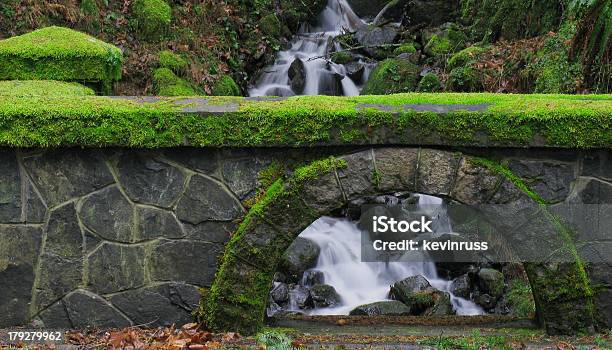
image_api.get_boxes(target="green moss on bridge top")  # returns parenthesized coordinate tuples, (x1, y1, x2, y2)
(0, 93, 610, 148)
(0, 26, 122, 93)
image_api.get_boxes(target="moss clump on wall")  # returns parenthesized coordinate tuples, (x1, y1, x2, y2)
(417, 73, 442, 92)
(153, 68, 197, 96)
(132, 0, 172, 41)
(0, 93, 611, 148)
(211, 75, 241, 96)
(361, 59, 420, 95)
(0, 26, 122, 95)
(158, 50, 188, 74)
(0, 80, 95, 97)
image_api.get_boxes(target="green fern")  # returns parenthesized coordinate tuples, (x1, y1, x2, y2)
(255, 331, 301, 350)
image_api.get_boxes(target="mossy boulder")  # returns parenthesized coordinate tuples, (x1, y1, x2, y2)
(448, 46, 487, 69)
(0, 26, 122, 95)
(417, 72, 442, 92)
(331, 51, 352, 65)
(132, 0, 172, 41)
(349, 301, 411, 316)
(211, 75, 241, 96)
(361, 58, 420, 94)
(158, 50, 188, 74)
(478, 268, 505, 298)
(153, 68, 196, 96)
(423, 24, 468, 57)
(393, 43, 417, 56)
(279, 237, 320, 283)
(447, 66, 482, 92)
(0, 80, 95, 96)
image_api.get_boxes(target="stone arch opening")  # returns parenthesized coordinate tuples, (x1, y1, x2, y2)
(203, 148, 595, 335)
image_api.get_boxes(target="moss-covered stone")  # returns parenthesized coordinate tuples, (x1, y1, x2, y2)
(132, 0, 172, 41)
(417, 73, 442, 92)
(361, 59, 420, 95)
(447, 66, 482, 92)
(331, 51, 352, 64)
(0, 26, 122, 95)
(423, 24, 468, 57)
(0, 80, 95, 97)
(393, 43, 417, 56)
(153, 68, 197, 96)
(448, 46, 488, 69)
(211, 75, 241, 96)
(158, 50, 188, 74)
(0, 93, 611, 148)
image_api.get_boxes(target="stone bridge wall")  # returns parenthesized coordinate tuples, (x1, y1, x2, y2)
(0, 147, 610, 332)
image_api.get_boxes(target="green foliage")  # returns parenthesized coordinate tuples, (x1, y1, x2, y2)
(80, 0, 99, 16)
(423, 330, 513, 350)
(158, 50, 188, 74)
(256, 331, 299, 350)
(527, 25, 583, 93)
(132, 0, 172, 41)
(153, 68, 197, 96)
(259, 14, 281, 37)
(331, 51, 352, 64)
(393, 43, 417, 56)
(211, 75, 241, 96)
(0, 80, 95, 96)
(507, 279, 536, 317)
(361, 59, 420, 94)
(447, 66, 482, 92)
(0, 26, 122, 94)
(448, 46, 487, 69)
(461, 0, 563, 42)
(0, 93, 611, 148)
(417, 73, 442, 92)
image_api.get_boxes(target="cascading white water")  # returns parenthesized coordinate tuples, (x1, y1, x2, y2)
(295, 195, 484, 316)
(249, 0, 372, 97)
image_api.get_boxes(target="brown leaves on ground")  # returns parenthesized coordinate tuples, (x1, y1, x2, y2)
(66, 323, 240, 350)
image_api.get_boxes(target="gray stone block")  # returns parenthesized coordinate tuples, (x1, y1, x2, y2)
(87, 243, 145, 294)
(64, 291, 132, 328)
(149, 239, 222, 286)
(176, 175, 243, 224)
(137, 206, 184, 241)
(80, 186, 134, 242)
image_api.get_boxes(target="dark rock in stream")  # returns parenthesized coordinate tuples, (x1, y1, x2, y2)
(289, 284, 313, 309)
(345, 62, 365, 83)
(450, 274, 472, 299)
(389, 275, 432, 301)
(310, 284, 341, 308)
(279, 237, 320, 283)
(349, 301, 411, 316)
(302, 270, 325, 286)
(288, 58, 306, 94)
(270, 282, 289, 304)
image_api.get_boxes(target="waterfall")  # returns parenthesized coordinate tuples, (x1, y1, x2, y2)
(249, 0, 373, 97)
(290, 195, 484, 316)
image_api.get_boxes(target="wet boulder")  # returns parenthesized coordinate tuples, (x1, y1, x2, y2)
(349, 300, 411, 316)
(478, 268, 505, 299)
(355, 24, 398, 58)
(425, 291, 455, 316)
(279, 237, 320, 283)
(310, 284, 341, 308)
(289, 284, 313, 309)
(345, 62, 365, 83)
(361, 58, 420, 94)
(270, 282, 289, 304)
(389, 275, 432, 302)
(288, 58, 306, 94)
(450, 274, 472, 299)
(475, 293, 496, 310)
(302, 270, 325, 287)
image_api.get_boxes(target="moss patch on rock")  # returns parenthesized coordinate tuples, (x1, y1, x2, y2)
(0, 26, 122, 94)
(0, 93, 610, 148)
(423, 24, 468, 57)
(417, 73, 442, 92)
(362, 59, 420, 94)
(132, 0, 172, 41)
(158, 50, 188, 74)
(153, 68, 197, 96)
(0, 80, 95, 97)
(212, 75, 241, 96)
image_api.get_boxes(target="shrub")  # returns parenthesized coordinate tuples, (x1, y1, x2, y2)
(448, 46, 487, 69)
(158, 50, 188, 74)
(506, 279, 536, 317)
(132, 0, 172, 41)
(212, 75, 241, 96)
(361, 58, 420, 94)
(259, 13, 281, 37)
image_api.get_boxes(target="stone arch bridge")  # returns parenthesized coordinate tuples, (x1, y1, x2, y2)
(0, 94, 610, 335)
